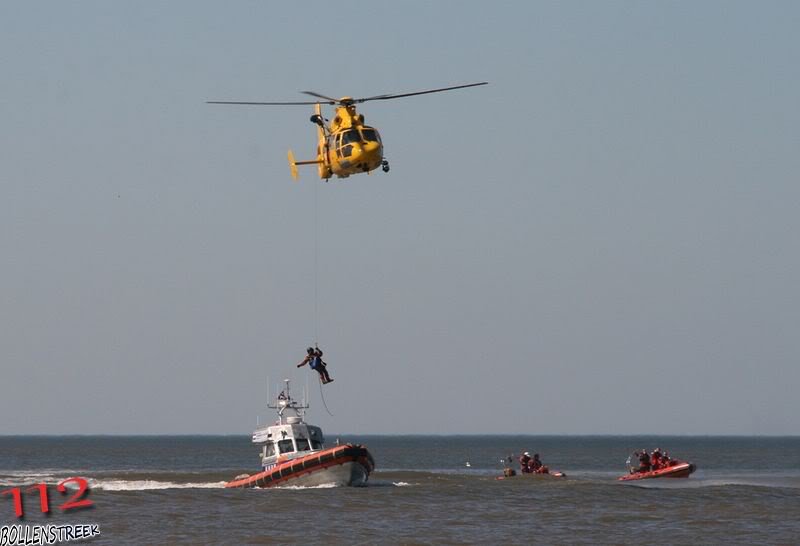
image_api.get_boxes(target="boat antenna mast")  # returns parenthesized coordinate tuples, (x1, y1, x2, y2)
(268, 378, 310, 424)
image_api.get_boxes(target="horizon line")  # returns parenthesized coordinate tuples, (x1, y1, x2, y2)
(2, 433, 799, 438)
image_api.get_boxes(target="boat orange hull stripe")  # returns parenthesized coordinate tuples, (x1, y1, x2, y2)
(225, 444, 374, 489)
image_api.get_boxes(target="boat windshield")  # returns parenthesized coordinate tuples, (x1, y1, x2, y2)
(311, 439, 323, 450)
(296, 438, 311, 452)
(265, 442, 276, 458)
(278, 439, 295, 454)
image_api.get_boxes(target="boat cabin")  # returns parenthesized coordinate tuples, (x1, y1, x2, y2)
(251, 382, 325, 470)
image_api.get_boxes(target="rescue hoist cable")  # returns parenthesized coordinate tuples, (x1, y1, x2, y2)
(314, 178, 319, 346)
(318, 374, 334, 417)
(313, 181, 333, 417)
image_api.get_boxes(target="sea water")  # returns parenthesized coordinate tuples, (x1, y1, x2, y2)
(2, 436, 799, 544)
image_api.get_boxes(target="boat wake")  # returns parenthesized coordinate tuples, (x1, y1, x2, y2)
(624, 477, 800, 490)
(0, 470, 94, 487)
(0, 470, 413, 491)
(274, 480, 414, 490)
(91, 479, 227, 491)
(274, 483, 339, 490)
(366, 479, 416, 487)
(0, 469, 232, 490)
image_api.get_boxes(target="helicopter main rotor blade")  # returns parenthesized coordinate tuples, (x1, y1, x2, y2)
(300, 91, 341, 104)
(206, 100, 326, 106)
(207, 82, 488, 107)
(353, 82, 488, 103)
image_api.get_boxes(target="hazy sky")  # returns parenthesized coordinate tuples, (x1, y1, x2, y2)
(2, 1, 798, 435)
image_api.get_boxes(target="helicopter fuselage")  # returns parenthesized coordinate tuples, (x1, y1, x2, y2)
(315, 104, 385, 180)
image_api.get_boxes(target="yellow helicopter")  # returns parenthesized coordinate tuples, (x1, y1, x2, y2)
(208, 82, 487, 181)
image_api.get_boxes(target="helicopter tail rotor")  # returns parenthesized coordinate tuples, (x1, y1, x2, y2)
(287, 149, 324, 181)
(288, 150, 299, 181)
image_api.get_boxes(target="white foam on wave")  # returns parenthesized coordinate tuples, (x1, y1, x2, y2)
(0, 477, 57, 487)
(0, 469, 149, 487)
(274, 481, 413, 490)
(0, 472, 79, 487)
(0, 468, 91, 475)
(626, 477, 800, 490)
(362, 479, 417, 488)
(92, 479, 226, 491)
(274, 483, 339, 490)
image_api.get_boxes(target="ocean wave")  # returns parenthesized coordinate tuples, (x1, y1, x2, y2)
(360, 479, 418, 488)
(0, 476, 58, 487)
(378, 467, 499, 476)
(273, 483, 340, 490)
(0, 471, 76, 487)
(91, 479, 226, 491)
(624, 477, 800, 490)
(0, 470, 230, 490)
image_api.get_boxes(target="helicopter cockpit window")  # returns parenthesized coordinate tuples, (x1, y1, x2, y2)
(342, 130, 361, 144)
(361, 128, 379, 143)
(333, 134, 343, 158)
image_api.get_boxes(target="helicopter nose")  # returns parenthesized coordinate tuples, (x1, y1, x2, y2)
(350, 141, 379, 160)
(360, 140, 381, 161)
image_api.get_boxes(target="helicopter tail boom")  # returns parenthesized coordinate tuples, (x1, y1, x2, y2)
(287, 149, 322, 181)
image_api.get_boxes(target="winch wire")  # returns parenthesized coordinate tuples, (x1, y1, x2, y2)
(318, 374, 334, 416)
(314, 179, 319, 346)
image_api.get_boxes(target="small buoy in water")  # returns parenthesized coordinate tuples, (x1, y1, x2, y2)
(465, 462, 471, 467)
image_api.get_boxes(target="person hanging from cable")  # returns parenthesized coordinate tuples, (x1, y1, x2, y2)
(297, 346, 334, 384)
(313, 347, 334, 384)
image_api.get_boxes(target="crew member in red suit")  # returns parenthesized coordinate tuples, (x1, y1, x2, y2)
(650, 449, 663, 470)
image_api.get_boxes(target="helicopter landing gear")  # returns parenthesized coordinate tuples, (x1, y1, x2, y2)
(381, 159, 390, 173)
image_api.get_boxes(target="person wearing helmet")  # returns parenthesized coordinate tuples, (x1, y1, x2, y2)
(530, 453, 550, 474)
(297, 346, 334, 384)
(650, 448, 663, 471)
(297, 347, 315, 371)
(519, 451, 533, 474)
(637, 450, 651, 473)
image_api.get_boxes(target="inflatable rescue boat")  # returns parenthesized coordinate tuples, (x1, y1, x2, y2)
(226, 380, 374, 488)
(496, 470, 566, 481)
(618, 460, 696, 481)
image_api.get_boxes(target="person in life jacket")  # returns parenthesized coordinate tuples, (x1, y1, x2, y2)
(637, 450, 651, 473)
(650, 448, 663, 470)
(502, 455, 517, 477)
(530, 453, 550, 474)
(519, 452, 533, 474)
(297, 346, 334, 384)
